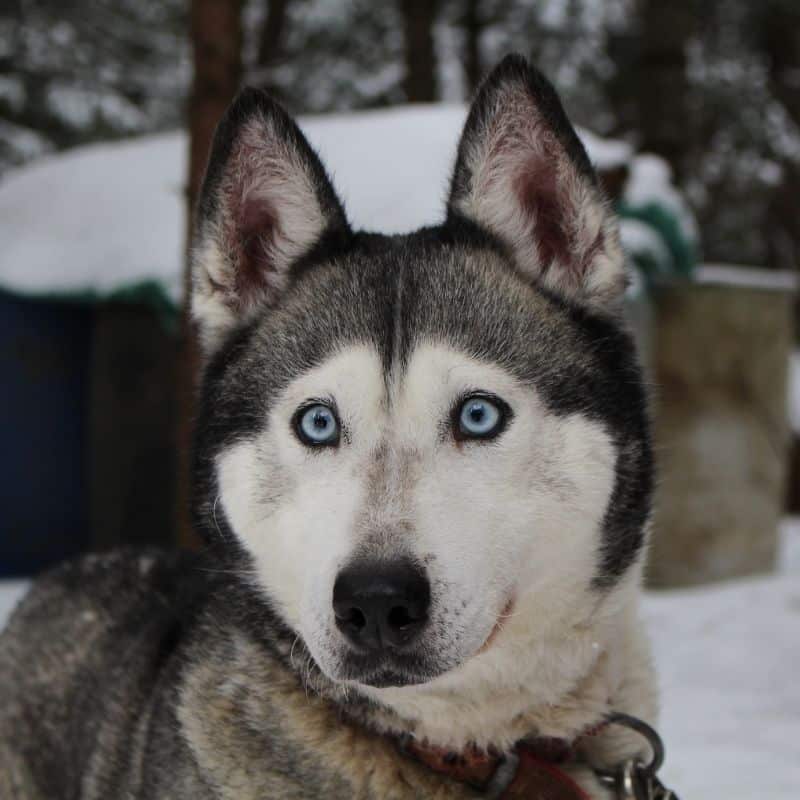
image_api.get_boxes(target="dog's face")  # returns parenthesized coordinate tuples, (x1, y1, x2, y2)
(190, 56, 651, 692)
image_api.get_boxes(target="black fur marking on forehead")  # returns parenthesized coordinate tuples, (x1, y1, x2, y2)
(192, 223, 651, 588)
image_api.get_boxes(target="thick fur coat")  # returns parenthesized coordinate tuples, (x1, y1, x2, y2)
(0, 55, 657, 799)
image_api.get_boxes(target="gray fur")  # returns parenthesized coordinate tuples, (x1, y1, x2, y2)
(0, 552, 482, 799)
(0, 54, 652, 798)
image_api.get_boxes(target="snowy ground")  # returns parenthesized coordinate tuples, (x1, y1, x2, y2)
(1, 524, 798, 797)
(647, 518, 800, 798)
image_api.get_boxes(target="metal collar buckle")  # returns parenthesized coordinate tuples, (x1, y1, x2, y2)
(593, 713, 680, 800)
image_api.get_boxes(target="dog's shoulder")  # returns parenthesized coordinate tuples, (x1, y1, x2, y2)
(0, 549, 212, 799)
(1, 548, 205, 667)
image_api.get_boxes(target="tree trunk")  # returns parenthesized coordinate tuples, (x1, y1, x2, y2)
(462, 0, 483, 95)
(398, 0, 439, 102)
(249, 0, 292, 97)
(758, 0, 800, 271)
(177, 0, 243, 548)
(649, 277, 792, 587)
(635, 0, 696, 183)
(257, 0, 292, 71)
(187, 0, 244, 224)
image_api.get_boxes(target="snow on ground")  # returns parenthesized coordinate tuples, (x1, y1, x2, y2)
(1, 522, 798, 798)
(647, 520, 800, 798)
(0, 106, 684, 303)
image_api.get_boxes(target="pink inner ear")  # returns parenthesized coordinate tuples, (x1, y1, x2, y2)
(514, 158, 569, 277)
(226, 190, 278, 310)
(513, 153, 606, 284)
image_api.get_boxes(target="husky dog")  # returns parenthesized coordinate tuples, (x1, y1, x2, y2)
(0, 55, 657, 799)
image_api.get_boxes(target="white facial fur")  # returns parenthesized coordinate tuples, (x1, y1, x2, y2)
(216, 340, 639, 746)
(217, 345, 386, 638)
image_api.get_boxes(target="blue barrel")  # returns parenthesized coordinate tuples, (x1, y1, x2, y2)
(0, 291, 91, 576)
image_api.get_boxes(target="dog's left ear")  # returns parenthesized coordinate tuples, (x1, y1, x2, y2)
(447, 54, 625, 310)
(190, 88, 350, 353)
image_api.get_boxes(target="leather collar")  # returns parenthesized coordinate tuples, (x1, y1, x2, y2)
(399, 722, 608, 799)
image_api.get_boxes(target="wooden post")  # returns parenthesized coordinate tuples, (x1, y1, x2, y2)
(648, 267, 795, 587)
(176, 0, 243, 548)
(398, 0, 440, 102)
(256, 0, 291, 77)
(758, 0, 800, 271)
(461, 0, 483, 95)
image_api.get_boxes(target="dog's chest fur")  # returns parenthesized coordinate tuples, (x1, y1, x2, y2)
(177, 622, 484, 799)
(0, 552, 621, 799)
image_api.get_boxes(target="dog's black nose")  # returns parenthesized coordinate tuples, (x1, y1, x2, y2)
(333, 560, 430, 651)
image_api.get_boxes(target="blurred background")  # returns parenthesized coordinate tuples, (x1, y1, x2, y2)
(2, 0, 800, 578)
(0, 2, 799, 796)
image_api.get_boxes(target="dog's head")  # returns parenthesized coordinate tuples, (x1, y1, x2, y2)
(190, 55, 652, 692)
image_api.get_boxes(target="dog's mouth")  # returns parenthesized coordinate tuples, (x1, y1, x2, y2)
(348, 666, 433, 689)
(334, 597, 517, 689)
(477, 596, 516, 654)
(337, 649, 446, 688)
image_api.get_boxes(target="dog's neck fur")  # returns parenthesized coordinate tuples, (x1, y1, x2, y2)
(266, 565, 656, 764)
(177, 562, 655, 800)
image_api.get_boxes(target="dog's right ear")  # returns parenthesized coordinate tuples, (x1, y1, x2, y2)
(190, 88, 350, 353)
(447, 55, 625, 311)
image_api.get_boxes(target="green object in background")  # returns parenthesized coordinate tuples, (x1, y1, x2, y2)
(617, 200, 697, 283)
(1, 280, 180, 334)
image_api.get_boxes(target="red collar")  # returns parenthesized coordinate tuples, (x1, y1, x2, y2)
(400, 722, 608, 798)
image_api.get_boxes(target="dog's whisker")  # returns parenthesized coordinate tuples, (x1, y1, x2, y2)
(211, 494, 224, 539)
(289, 634, 301, 665)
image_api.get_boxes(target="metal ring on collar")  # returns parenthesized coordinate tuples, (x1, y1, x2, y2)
(592, 712, 665, 780)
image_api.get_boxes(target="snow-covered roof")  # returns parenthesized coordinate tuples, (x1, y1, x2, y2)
(0, 131, 186, 302)
(0, 105, 690, 304)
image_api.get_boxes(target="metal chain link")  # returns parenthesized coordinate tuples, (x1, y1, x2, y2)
(592, 713, 681, 800)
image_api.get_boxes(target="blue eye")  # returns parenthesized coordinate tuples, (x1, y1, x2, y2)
(456, 394, 508, 440)
(295, 403, 340, 447)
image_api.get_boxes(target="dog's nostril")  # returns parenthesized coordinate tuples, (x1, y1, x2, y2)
(387, 605, 416, 629)
(333, 559, 431, 651)
(337, 606, 367, 630)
